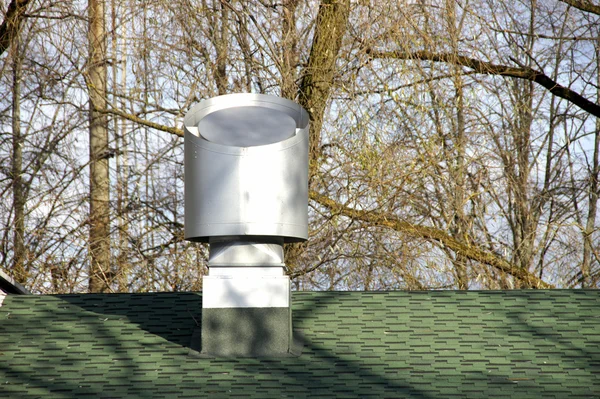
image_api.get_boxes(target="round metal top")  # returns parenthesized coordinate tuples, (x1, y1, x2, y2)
(198, 106, 297, 147)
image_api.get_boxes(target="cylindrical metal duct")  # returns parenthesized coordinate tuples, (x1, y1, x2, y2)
(184, 93, 309, 244)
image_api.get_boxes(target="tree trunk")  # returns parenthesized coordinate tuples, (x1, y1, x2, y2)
(88, 0, 111, 293)
(450, 83, 469, 289)
(207, 0, 229, 95)
(112, 0, 129, 292)
(11, 11, 26, 284)
(511, 7, 539, 286)
(287, 0, 350, 280)
(582, 28, 600, 288)
(298, 0, 350, 177)
(445, 0, 469, 290)
(280, 0, 299, 100)
(582, 126, 599, 288)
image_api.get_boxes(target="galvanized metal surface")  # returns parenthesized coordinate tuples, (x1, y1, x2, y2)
(184, 93, 309, 243)
(208, 238, 284, 267)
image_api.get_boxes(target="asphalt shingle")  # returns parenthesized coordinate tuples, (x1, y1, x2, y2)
(0, 290, 599, 398)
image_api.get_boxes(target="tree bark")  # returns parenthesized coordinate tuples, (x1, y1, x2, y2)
(206, 0, 229, 95)
(88, 0, 111, 293)
(298, 0, 350, 175)
(11, 9, 25, 284)
(280, 0, 300, 100)
(559, 0, 600, 16)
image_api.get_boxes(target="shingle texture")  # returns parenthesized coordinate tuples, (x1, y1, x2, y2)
(1, 290, 599, 398)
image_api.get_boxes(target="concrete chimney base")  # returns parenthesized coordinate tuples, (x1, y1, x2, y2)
(200, 273, 296, 357)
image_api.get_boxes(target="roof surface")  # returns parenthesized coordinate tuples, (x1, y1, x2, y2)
(1, 290, 599, 398)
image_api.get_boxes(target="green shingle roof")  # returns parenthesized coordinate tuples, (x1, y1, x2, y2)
(1, 290, 599, 398)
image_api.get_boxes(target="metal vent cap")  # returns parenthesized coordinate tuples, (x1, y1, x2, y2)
(184, 93, 309, 243)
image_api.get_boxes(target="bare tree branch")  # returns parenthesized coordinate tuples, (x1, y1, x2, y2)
(99, 108, 184, 137)
(309, 190, 554, 289)
(0, 0, 32, 56)
(560, 0, 600, 16)
(368, 49, 600, 118)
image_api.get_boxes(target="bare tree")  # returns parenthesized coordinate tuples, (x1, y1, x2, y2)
(9, 0, 25, 284)
(87, 0, 111, 292)
(4, 0, 600, 293)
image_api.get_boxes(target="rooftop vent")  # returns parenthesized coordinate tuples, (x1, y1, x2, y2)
(184, 93, 308, 356)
